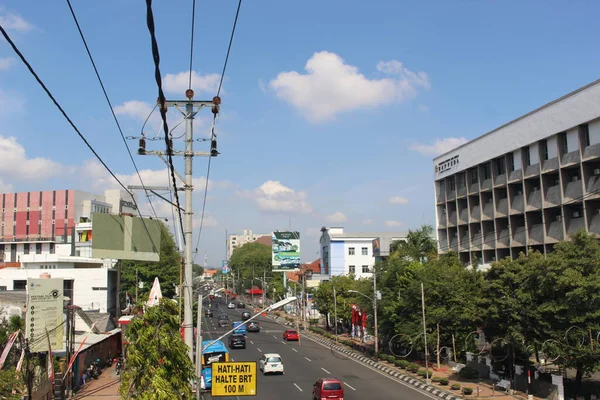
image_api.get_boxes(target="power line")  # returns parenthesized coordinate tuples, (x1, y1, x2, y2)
(144, 0, 186, 245)
(0, 24, 159, 253)
(188, 0, 196, 90)
(193, 0, 243, 263)
(65, 0, 159, 221)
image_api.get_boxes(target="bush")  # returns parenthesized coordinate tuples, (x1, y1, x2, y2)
(432, 376, 441, 383)
(407, 363, 420, 373)
(417, 370, 433, 379)
(439, 378, 449, 385)
(396, 359, 409, 369)
(309, 318, 319, 325)
(459, 366, 479, 380)
(451, 383, 461, 390)
(463, 387, 473, 395)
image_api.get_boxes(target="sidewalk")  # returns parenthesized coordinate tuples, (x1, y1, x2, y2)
(73, 365, 120, 399)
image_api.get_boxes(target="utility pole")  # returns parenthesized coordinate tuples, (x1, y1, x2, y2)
(133, 92, 220, 361)
(135, 268, 139, 305)
(195, 293, 203, 400)
(262, 269, 266, 306)
(374, 267, 379, 361)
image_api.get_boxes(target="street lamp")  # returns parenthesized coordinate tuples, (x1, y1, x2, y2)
(348, 289, 379, 361)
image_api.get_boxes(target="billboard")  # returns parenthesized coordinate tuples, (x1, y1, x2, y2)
(91, 213, 162, 261)
(272, 231, 300, 272)
(222, 260, 230, 274)
(26, 278, 64, 352)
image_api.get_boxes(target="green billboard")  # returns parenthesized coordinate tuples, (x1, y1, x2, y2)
(272, 231, 300, 272)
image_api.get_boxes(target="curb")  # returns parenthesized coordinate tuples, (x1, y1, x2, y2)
(267, 315, 459, 400)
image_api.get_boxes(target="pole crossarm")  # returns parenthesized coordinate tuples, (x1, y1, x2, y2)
(142, 150, 211, 157)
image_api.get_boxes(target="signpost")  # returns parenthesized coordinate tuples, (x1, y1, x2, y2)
(211, 362, 257, 396)
(26, 278, 64, 352)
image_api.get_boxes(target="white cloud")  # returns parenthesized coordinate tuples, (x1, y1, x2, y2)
(419, 104, 429, 112)
(409, 137, 469, 156)
(305, 227, 322, 237)
(0, 136, 68, 181)
(362, 218, 373, 225)
(269, 51, 430, 122)
(384, 220, 403, 227)
(389, 196, 409, 205)
(240, 180, 312, 214)
(114, 100, 154, 122)
(325, 211, 347, 224)
(194, 214, 218, 229)
(0, 58, 15, 71)
(163, 71, 220, 95)
(0, 11, 34, 32)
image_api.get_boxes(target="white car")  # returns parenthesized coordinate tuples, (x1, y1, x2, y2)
(259, 353, 284, 375)
(227, 302, 235, 309)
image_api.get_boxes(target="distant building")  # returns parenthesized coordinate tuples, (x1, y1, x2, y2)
(319, 227, 407, 279)
(433, 79, 600, 269)
(203, 269, 218, 281)
(227, 229, 270, 259)
(0, 188, 138, 314)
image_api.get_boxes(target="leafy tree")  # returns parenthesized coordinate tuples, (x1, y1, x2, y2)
(121, 225, 181, 300)
(390, 225, 437, 262)
(192, 264, 204, 278)
(0, 368, 21, 399)
(314, 275, 361, 330)
(120, 298, 194, 399)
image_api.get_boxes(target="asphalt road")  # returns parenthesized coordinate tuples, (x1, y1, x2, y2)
(200, 298, 435, 400)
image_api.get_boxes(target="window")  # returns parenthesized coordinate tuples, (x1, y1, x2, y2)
(0, 286, 6, 291)
(583, 124, 590, 147)
(482, 163, 491, 180)
(507, 153, 515, 172)
(523, 147, 531, 166)
(470, 169, 478, 184)
(349, 265, 355, 274)
(13, 280, 26, 290)
(361, 247, 368, 255)
(348, 247, 355, 255)
(24, 245, 29, 255)
(362, 265, 369, 273)
(541, 140, 549, 161)
(495, 158, 505, 175)
(448, 177, 455, 191)
(49, 243, 55, 254)
(562, 132, 569, 153)
(92, 287, 108, 291)
(36, 243, 42, 254)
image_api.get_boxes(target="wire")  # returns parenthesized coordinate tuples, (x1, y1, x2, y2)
(0, 24, 159, 253)
(141, 103, 157, 136)
(65, 0, 160, 222)
(144, 0, 186, 245)
(188, 0, 196, 90)
(193, 149, 212, 263)
(217, 0, 243, 97)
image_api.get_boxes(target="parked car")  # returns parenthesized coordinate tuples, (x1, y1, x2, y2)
(259, 353, 283, 375)
(218, 315, 230, 327)
(241, 311, 251, 321)
(312, 378, 344, 400)
(229, 333, 246, 349)
(227, 302, 236, 309)
(283, 329, 299, 341)
(237, 302, 245, 308)
(247, 322, 260, 332)
(204, 308, 213, 317)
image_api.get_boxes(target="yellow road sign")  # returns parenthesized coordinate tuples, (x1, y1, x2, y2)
(211, 362, 257, 396)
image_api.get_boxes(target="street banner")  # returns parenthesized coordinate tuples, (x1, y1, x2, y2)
(272, 231, 300, 272)
(0, 330, 20, 369)
(222, 260, 230, 274)
(146, 277, 163, 307)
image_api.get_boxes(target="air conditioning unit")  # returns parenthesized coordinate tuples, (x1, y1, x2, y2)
(488, 198, 493, 203)
(594, 168, 600, 176)
(573, 211, 581, 218)
(596, 209, 600, 216)
(491, 256, 496, 261)
(556, 215, 562, 222)
(555, 180, 560, 186)
(572, 176, 579, 182)
(517, 190, 522, 195)
(533, 186, 538, 191)
(454, 231, 459, 237)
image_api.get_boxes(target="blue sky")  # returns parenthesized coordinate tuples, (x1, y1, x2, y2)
(1, 1, 600, 266)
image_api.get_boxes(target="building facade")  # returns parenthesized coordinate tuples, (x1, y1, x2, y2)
(0, 189, 137, 314)
(227, 229, 270, 259)
(319, 227, 407, 279)
(434, 79, 600, 269)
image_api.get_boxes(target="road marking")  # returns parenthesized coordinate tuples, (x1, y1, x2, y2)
(344, 382, 356, 391)
(292, 348, 298, 352)
(293, 383, 303, 392)
(257, 348, 262, 352)
(281, 341, 287, 345)
(321, 367, 330, 374)
(272, 335, 278, 339)
(250, 341, 254, 345)
(304, 357, 311, 362)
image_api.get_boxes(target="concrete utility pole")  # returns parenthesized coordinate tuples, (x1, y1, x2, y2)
(133, 92, 220, 361)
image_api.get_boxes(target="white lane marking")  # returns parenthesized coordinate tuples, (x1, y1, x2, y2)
(250, 341, 254, 345)
(292, 348, 298, 352)
(281, 341, 287, 345)
(344, 382, 356, 391)
(272, 335, 278, 339)
(257, 348, 262, 352)
(293, 383, 303, 392)
(304, 357, 311, 362)
(231, 358, 235, 362)
(321, 367, 330, 374)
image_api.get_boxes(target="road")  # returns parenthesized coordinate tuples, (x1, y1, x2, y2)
(200, 298, 435, 400)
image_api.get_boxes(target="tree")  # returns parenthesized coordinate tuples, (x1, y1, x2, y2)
(0, 368, 21, 399)
(121, 225, 181, 300)
(120, 298, 194, 399)
(192, 264, 204, 278)
(390, 225, 437, 262)
(314, 275, 361, 330)
(229, 242, 272, 292)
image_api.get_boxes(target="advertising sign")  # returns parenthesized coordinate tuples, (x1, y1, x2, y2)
(271, 231, 300, 272)
(222, 260, 230, 274)
(211, 362, 257, 396)
(26, 278, 64, 352)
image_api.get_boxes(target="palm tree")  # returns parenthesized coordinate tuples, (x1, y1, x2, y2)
(391, 225, 437, 262)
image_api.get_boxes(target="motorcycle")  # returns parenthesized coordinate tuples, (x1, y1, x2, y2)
(116, 358, 123, 375)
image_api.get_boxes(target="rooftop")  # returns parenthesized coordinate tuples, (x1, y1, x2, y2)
(330, 231, 407, 239)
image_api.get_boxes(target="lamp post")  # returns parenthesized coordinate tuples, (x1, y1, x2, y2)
(349, 289, 379, 361)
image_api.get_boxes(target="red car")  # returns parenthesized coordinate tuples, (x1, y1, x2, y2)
(283, 329, 299, 341)
(313, 378, 344, 400)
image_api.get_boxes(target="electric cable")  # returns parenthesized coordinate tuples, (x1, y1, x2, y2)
(144, 0, 186, 244)
(65, 0, 160, 221)
(0, 23, 159, 253)
(188, 0, 196, 90)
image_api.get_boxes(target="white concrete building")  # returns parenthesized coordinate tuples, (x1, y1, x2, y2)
(434, 79, 600, 269)
(227, 229, 270, 259)
(319, 227, 407, 279)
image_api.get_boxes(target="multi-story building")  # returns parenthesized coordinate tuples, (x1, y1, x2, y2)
(319, 227, 407, 279)
(0, 189, 137, 314)
(227, 229, 270, 259)
(434, 79, 600, 269)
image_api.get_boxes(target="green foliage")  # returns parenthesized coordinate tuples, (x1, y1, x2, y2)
(120, 299, 194, 399)
(192, 264, 204, 278)
(121, 225, 181, 300)
(0, 368, 21, 399)
(459, 366, 479, 379)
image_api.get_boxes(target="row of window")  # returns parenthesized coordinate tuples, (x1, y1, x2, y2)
(348, 247, 369, 256)
(349, 265, 371, 274)
(1, 219, 67, 226)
